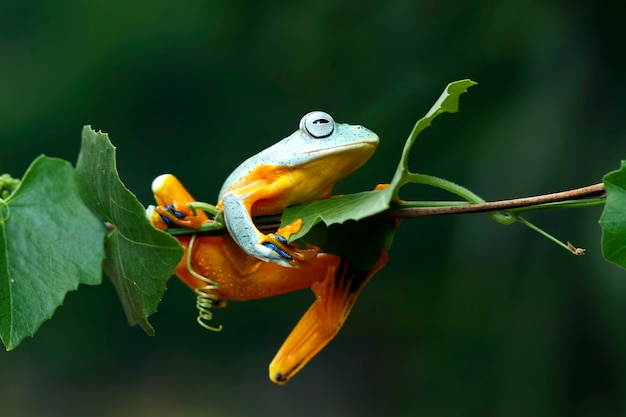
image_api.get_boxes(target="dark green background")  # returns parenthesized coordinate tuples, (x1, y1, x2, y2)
(2, 1, 626, 416)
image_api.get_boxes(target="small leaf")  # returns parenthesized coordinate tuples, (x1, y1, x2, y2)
(75, 126, 183, 334)
(0, 156, 105, 350)
(283, 79, 477, 243)
(600, 160, 626, 269)
(283, 190, 384, 240)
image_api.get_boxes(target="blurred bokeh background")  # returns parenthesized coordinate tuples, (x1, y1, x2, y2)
(2, 1, 626, 416)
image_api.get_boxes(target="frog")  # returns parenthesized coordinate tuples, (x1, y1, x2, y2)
(147, 111, 388, 384)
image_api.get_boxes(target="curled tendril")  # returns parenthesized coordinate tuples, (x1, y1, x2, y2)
(0, 173, 20, 200)
(0, 199, 10, 223)
(186, 234, 223, 332)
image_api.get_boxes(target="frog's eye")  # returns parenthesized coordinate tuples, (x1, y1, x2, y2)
(300, 111, 335, 138)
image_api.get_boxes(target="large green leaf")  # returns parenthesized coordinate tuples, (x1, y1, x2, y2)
(600, 160, 626, 269)
(75, 126, 183, 335)
(0, 156, 105, 350)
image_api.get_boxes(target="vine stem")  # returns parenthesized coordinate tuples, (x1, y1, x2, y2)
(384, 182, 605, 219)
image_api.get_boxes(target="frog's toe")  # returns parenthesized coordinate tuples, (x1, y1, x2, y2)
(253, 243, 294, 267)
(273, 234, 290, 246)
(262, 242, 293, 260)
(154, 203, 207, 229)
(166, 203, 186, 219)
(147, 205, 170, 231)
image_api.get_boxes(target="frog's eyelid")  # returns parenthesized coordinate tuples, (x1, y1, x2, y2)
(300, 111, 335, 139)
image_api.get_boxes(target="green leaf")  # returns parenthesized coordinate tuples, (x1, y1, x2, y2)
(303, 217, 398, 270)
(283, 79, 477, 243)
(75, 126, 183, 335)
(283, 190, 383, 240)
(600, 160, 626, 269)
(0, 156, 105, 350)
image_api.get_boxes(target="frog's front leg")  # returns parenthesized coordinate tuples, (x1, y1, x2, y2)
(220, 186, 317, 268)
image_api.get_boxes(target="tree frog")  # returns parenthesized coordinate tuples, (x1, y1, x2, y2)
(147, 111, 388, 384)
(219, 111, 379, 267)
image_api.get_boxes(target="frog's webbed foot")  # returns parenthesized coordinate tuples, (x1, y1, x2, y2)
(268, 249, 389, 385)
(147, 174, 211, 231)
(152, 202, 206, 230)
(258, 233, 318, 268)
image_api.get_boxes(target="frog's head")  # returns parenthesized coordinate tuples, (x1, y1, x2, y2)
(277, 111, 379, 177)
(219, 111, 379, 201)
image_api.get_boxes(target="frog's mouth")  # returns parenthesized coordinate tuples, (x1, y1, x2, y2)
(299, 140, 378, 179)
(302, 139, 379, 157)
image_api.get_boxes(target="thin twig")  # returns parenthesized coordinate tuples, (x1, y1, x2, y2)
(385, 183, 605, 219)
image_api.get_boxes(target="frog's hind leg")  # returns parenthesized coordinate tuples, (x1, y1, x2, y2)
(147, 174, 210, 230)
(268, 249, 389, 385)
